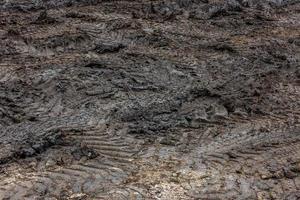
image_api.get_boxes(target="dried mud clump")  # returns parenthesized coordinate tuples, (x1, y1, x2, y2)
(0, 0, 299, 199)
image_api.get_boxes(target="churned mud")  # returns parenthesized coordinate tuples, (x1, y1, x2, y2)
(0, 0, 300, 199)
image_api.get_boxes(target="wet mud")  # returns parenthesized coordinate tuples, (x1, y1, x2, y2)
(0, 0, 300, 199)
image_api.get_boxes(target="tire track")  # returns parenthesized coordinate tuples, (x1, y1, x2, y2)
(0, 124, 143, 199)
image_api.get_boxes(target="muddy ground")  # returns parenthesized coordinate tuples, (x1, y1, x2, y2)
(0, 0, 299, 199)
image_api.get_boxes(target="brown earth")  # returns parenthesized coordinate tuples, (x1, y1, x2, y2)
(0, 0, 300, 199)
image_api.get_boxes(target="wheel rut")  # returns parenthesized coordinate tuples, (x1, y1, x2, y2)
(0, 0, 299, 199)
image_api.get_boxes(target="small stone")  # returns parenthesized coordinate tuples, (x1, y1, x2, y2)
(214, 105, 228, 119)
(69, 193, 88, 200)
(45, 159, 56, 168)
(28, 161, 37, 168)
(143, 28, 154, 34)
(194, 110, 209, 122)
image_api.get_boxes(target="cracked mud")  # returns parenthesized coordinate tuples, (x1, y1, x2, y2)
(0, 0, 300, 199)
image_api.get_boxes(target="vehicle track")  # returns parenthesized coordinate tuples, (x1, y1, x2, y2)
(0, 0, 299, 199)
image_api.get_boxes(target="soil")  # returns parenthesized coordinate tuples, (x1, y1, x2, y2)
(0, 0, 300, 199)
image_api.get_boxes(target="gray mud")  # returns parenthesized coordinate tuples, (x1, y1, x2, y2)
(0, 0, 300, 199)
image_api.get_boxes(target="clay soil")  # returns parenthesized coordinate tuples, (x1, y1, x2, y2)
(0, 0, 300, 199)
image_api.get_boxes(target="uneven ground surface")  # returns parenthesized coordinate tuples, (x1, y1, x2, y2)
(0, 0, 300, 199)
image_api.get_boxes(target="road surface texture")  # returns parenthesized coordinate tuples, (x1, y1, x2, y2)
(0, 0, 300, 199)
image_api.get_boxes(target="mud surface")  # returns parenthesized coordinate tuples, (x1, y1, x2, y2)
(0, 0, 300, 199)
